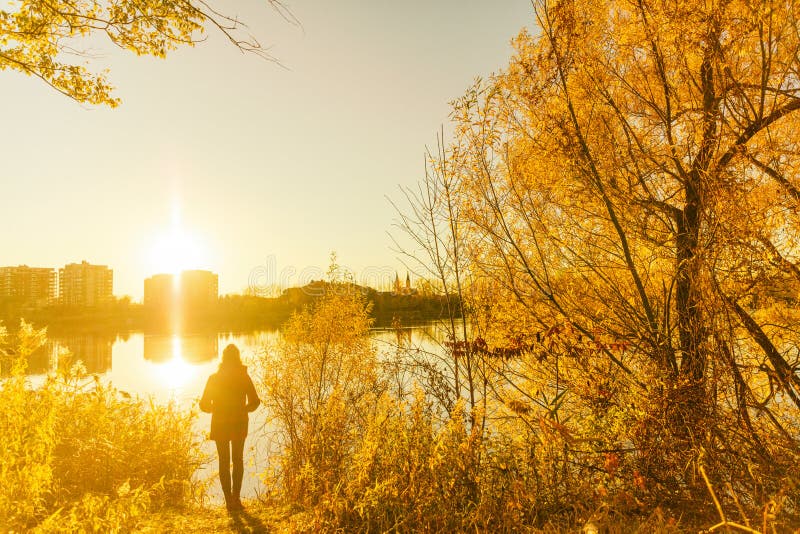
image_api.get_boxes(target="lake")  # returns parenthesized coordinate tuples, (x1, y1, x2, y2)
(31, 324, 448, 502)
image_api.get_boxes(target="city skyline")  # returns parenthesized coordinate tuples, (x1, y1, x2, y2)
(0, 1, 533, 299)
(0, 261, 113, 307)
(0, 258, 421, 303)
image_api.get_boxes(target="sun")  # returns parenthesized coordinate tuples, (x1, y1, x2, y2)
(148, 223, 207, 275)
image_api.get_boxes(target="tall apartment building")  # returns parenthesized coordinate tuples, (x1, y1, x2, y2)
(143, 273, 174, 308)
(179, 270, 219, 306)
(59, 261, 113, 307)
(144, 270, 219, 309)
(0, 265, 57, 307)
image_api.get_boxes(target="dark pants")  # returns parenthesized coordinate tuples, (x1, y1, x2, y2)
(215, 439, 245, 501)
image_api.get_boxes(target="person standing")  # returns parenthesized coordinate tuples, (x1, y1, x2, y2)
(199, 343, 260, 511)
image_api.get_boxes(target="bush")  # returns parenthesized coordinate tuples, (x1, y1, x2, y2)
(0, 321, 205, 532)
(259, 285, 382, 507)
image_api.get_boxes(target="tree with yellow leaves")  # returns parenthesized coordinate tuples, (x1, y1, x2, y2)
(0, 0, 292, 105)
(413, 0, 800, 516)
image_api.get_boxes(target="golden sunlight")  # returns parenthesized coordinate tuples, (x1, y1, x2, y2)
(148, 222, 207, 275)
(151, 336, 197, 391)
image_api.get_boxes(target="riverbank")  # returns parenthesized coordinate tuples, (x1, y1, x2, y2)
(134, 502, 690, 533)
(136, 503, 284, 533)
(0, 282, 457, 335)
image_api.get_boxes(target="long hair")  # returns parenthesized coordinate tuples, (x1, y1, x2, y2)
(220, 343, 244, 369)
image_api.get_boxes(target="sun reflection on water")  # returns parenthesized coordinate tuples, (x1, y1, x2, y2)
(151, 335, 198, 392)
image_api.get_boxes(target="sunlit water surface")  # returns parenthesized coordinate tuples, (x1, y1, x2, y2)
(34, 325, 446, 502)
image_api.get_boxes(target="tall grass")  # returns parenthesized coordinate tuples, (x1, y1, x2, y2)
(0, 321, 205, 533)
(257, 289, 590, 531)
(256, 288, 799, 532)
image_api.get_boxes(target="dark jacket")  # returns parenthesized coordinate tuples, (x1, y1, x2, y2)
(199, 364, 260, 441)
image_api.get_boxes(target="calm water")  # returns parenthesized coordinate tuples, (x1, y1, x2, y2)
(33, 325, 447, 502)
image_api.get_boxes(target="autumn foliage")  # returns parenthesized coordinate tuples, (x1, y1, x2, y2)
(257, 1, 800, 529)
(5, 0, 800, 531)
(388, 0, 800, 529)
(0, 322, 203, 532)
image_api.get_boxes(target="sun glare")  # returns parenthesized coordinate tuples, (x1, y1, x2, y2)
(152, 336, 197, 391)
(148, 223, 207, 275)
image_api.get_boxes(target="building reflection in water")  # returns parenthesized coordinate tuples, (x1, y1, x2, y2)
(22, 343, 52, 375)
(18, 333, 219, 376)
(58, 336, 113, 374)
(27, 336, 114, 375)
(145, 334, 219, 392)
(144, 334, 219, 363)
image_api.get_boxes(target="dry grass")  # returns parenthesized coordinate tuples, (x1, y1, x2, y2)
(135, 502, 283, 534)
(132, 501, 725, 534)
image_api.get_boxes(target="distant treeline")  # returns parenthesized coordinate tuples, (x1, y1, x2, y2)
(0, 281, 459, 334)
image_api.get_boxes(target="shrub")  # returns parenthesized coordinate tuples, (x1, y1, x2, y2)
(0, 321, 205, 532)
(259, 285, 383, 507)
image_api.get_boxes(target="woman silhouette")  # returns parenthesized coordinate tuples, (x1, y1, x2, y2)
(200, 343, 260, 510)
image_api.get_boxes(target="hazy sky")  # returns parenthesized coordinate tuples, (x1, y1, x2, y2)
(1, 1, 532, 299)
